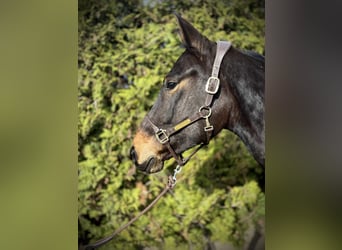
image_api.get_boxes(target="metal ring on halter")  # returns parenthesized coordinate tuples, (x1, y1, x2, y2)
(199, 106, 212, 118)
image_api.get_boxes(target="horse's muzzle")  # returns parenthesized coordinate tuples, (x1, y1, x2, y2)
(130, 146, 163, 173)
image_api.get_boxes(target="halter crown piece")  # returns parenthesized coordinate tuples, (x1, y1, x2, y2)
(147, 41, 231, 166)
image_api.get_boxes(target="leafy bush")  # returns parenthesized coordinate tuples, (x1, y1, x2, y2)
(78, 0, 264, 249)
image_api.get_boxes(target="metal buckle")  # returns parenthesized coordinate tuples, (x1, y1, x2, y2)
(155, 129, 169, 144)
(204, 125, 214, 132)
(205, 76, 220, 94)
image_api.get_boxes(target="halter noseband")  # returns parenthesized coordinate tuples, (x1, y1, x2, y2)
(147, 41, 231, 166)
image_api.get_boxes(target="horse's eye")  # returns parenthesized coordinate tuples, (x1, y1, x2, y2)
(165, 81, 177, 89)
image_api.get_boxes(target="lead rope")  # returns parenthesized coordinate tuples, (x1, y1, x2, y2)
(81, 143, 204, 250)
(81, 165, 185, 250)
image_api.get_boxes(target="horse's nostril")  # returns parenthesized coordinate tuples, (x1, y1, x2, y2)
(130, 146, 137, 163)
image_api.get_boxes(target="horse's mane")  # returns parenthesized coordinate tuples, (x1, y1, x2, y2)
(240, 49, 265, 63)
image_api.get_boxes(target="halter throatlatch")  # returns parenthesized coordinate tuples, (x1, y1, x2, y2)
(147, 41, 231, 166)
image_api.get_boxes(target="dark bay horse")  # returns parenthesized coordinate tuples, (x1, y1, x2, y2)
(131, 14, 264, 174)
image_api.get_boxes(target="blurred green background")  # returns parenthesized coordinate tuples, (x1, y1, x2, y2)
(78, 0, 265, 249)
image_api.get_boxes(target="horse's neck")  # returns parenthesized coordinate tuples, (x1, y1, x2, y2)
(222, 49, 265, 166)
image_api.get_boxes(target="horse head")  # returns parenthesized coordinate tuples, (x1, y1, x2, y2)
(130, 14, 265, 173)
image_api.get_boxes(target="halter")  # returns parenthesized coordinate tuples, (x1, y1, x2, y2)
(147, 41, 231, 166)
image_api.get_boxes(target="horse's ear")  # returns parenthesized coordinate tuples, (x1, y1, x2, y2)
(175, 13, 211, 57)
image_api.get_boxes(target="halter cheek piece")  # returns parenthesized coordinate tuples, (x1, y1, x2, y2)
(147, 41, 231, 166)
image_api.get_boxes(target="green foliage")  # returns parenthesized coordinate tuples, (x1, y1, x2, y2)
(78, 0, 264, 249)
